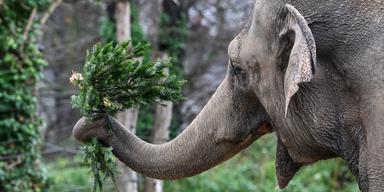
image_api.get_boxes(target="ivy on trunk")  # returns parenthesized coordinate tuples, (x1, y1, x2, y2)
(0, 0, 51, 191)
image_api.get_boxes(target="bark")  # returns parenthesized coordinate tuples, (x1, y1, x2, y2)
(115, 1, 138, 192)
(116, 0, 131, 43)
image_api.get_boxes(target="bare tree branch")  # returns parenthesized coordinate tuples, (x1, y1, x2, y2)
(172, 0, 180, 6)
(23, 8, 37, 40)
(40, 0, 62, 25)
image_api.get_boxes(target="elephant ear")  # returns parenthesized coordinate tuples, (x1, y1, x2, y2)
(280, 4, 316, 117)
(276, 136, 302, 189)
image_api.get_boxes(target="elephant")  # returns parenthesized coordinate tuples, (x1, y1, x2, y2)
(73, 0, 384, 191)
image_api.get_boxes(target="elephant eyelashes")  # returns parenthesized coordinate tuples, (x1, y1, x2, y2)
(232, 64, 243, 76)
(230, 61, 248, 84)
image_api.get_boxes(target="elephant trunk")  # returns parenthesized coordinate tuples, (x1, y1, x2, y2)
(74, 77, 271, 180)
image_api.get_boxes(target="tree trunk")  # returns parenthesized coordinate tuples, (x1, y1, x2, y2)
(116, 0, 131, 43)
(116, 109, 139, 192)
(144, 55, 172, 192)
(144, 101, 172, 192)
(115, 1, 138, 192)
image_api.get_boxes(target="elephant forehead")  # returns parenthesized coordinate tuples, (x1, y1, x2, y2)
(251, 0, 273, 30)
(228, 37, 241, 62)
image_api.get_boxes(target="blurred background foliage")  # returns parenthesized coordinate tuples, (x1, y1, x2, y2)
(0, 0, 51, 191)
(1, 0, 359, 191)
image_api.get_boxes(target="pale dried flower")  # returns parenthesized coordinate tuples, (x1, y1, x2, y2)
(103, 97, 112, 108)
(70, 71, 83, 86)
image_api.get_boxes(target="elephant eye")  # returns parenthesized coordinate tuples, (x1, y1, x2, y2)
(232, 65, 243, 76)
(230, 61, 248, 83)
(230, 61, 242, 75)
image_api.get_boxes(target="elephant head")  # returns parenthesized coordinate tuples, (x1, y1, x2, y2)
(225, 0, 363, 190)
(74, 0, 365, 190)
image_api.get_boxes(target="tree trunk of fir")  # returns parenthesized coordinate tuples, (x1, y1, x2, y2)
(144, 54, 172, 192)
(115, 1, 139, 192)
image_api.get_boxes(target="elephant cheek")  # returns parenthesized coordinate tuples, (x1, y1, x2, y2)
(275, 138, 302, 189)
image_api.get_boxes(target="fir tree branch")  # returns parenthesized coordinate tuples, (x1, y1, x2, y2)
(71, 41, 185, 192)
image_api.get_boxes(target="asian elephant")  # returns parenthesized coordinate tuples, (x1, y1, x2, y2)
(73, 0, 384, 191)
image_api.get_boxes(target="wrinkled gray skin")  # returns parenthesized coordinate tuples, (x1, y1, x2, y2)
(73, 0, 384, 191)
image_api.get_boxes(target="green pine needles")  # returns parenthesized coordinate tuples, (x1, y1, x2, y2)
(71, 42, 184, 116)
(82, 138, 118, 192)
(71, 41, 185, 191)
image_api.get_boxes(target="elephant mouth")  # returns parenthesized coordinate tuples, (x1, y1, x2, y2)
(239, 122, 273, 149)
(255, 122, 273, 136)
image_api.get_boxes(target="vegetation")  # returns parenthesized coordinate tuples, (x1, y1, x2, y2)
(0, 1, 51, 191)
(99, 0, 150, 62)
(99, 0, 155, 140)
(81, 138, 118, 192)
(158, 9, 189, 77)
(98, 0, 187, 148)
(70, 41, 185, 191)
(71, 42, 184, 116)
(47, 157, 94, 192)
